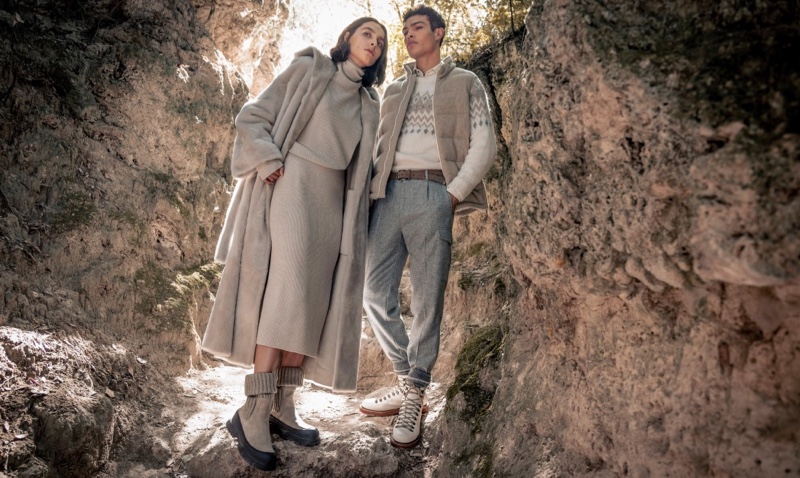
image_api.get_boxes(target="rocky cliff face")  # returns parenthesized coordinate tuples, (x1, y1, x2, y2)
(435, 1, 800, 476)
(0, 0, 283, 475)
(1, 0, 798, 476)
(0, 0, 284, 374)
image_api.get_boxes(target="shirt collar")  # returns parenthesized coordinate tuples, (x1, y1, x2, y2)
(412, 58, 447, 77)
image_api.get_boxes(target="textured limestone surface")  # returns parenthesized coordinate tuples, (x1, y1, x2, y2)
(0, 0, 282, 475)
(0, 0, 276, 376)
(434, 1, 800, 477)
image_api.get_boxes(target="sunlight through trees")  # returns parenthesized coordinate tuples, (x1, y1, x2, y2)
(279, 0, 528, 80)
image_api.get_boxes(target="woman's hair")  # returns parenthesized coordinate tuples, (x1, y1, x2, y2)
(330, 17, 388, 88)
(403, 5, 446, 46)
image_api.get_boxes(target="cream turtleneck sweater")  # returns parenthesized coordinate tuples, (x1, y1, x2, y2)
(288, 59, 364, 170)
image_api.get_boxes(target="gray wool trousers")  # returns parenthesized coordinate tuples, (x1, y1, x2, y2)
(363, 178, 454, 389)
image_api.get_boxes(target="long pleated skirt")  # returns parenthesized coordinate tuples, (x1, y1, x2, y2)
(257, 152, 345, 356)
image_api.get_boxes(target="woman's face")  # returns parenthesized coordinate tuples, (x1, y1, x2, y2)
(346, 21, 385, 69)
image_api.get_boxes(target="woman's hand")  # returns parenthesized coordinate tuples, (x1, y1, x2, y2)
(264, 167, 284, 184)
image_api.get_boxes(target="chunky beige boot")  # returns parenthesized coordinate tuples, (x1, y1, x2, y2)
(226, 372, 277, 471)
(269, 367, 320, 446)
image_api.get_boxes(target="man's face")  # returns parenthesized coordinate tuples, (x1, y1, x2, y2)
(402, 14, 442, 60)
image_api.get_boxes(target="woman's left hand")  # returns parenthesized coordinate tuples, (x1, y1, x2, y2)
(449, 192, 458, 212)
(264, 167, 284, 184)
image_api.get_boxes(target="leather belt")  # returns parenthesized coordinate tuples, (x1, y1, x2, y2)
(389, 169, 446, 185)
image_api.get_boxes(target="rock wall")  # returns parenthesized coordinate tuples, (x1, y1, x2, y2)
(435, 1, 800, 476)
(0, 1, 284, 474)
(0, 0, 283, 376)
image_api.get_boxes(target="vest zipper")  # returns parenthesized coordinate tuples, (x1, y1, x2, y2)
(378, 69, 415, 195)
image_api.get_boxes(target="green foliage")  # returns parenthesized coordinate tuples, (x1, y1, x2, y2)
(165, 263, 222, 322)
(134, 262, 174, 320)
(142, 169, 191, 218)
(382, 0, 529, 76)
(109, 207, 147, 247)
(134, 262, 222, 333)
(482, 0, 528, 39)
(108, 208, 141, 228)
(49, 192, 96, 233)
(443, 323, 509, 477)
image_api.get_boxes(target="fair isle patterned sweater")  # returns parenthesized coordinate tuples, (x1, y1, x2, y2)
(392, 60, 494, 201)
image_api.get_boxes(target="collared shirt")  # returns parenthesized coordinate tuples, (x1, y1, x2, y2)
(412, 59, 446, 77)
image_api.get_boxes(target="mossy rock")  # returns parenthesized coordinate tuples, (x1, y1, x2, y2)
(49, 192, 96, 233)
(446, 324, 505, 431)
(454, 442, 494, 478)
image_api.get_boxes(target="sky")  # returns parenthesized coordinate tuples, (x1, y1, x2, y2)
(278, 0, 400, 73)
(267, 0, 491, 88)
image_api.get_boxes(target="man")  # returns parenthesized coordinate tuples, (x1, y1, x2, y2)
(360, 5, 497, 449)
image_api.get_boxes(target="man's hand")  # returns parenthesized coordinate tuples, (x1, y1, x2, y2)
(449, 192, 458, 212)
(264, 167, 284, 184)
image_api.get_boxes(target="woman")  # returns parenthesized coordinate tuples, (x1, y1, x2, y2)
(201, 17, 387, 471)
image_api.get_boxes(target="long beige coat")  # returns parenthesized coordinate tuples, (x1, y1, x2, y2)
(202, 47, 379, 393)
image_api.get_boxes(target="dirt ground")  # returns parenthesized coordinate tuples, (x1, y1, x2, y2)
(0, 323, 445, 477)
(166, 362, 446, 477)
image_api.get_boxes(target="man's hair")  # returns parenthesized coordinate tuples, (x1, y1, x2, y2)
(330, 16, 388, 87)
(403, 5, 446, 46)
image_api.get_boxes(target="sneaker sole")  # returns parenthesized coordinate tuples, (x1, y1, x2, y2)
(359, 404, 430, 417)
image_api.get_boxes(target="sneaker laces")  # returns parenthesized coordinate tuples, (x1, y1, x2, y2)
(395, 389, 424, 431)
(375, 377, 409, 403)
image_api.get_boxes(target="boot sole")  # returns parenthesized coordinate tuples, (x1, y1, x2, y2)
(359, 404, 430, 417)
(390, 427, 423, 449)
(269, 415, 321, 446)
(226, 411, 278, 471)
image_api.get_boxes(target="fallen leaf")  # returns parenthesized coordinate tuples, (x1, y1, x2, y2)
(105, 388, 115, 398)
(14, 433, 28, 440)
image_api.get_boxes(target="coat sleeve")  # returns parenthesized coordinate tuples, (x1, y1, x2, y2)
(230, 58, 313, 180)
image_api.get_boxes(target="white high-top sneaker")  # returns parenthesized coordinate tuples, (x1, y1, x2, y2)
(359, 376, 429, 416)
(390, 386, 425, 448)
